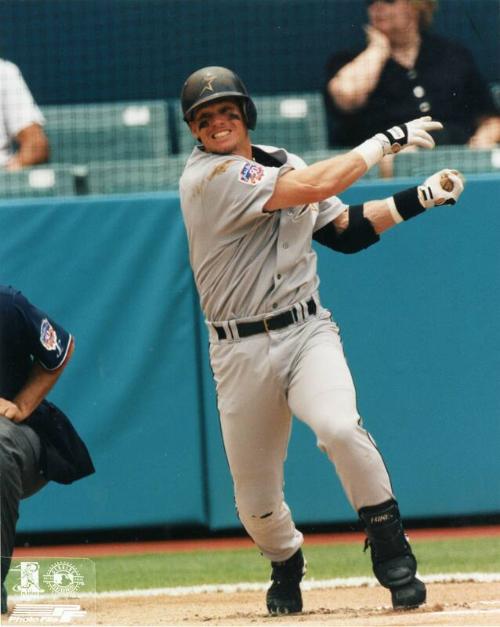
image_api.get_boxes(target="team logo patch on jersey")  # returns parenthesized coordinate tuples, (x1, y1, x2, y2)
(40, 319, 59, 352)
(239, 162, 265, 186)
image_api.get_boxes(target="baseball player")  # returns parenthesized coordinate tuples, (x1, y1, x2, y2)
(0, 285, 94, 615)
(179, 66, 464, 616)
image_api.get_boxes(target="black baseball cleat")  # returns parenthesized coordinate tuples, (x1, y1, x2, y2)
(359, 499, 426, 610)
(391, 577, 427, 609)
(1, 582, 7, 614)
(266, 548, 306, 616)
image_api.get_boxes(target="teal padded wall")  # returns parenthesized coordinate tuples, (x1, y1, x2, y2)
(201, 174, 500, 529)
(1, 176, 499, 533)
(0, 193, 206, 531)
(311, 174, 500, 521)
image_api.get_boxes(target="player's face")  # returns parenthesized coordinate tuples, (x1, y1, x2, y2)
(367, 0, 417, 36)
(189, 99, 250, 156)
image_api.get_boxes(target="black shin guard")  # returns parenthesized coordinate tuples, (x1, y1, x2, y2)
(359, 499, 416, 588)
(359, 499, 426, 609)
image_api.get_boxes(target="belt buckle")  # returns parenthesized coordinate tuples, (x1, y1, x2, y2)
(263, 318, 270, 333)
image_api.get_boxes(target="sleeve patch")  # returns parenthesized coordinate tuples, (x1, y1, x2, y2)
(239, 162, 265, 185)
(40, 318, 63, 356)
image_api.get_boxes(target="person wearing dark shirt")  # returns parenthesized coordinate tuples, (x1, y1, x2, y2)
(0, 285, 94, 616)
(324, 0, 500, 159)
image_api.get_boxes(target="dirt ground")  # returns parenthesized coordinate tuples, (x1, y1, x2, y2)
(84, 582, 500, 627)
(9, 529, 500, 626)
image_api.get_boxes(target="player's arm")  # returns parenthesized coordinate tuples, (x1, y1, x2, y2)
(5, 123, 50, 171)
(264, 117, 443, 211)
(313, 169, 465, 254)
(0, 338, 74, 422)
(265, 151, 367, 210)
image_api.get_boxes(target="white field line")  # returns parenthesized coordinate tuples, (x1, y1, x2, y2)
(424, 609, 500, 619)
(10, 572, 500, 601)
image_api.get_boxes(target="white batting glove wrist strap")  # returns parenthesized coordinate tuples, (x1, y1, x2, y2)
(374, 125, 409, 155)
(352, 138, 385, 169)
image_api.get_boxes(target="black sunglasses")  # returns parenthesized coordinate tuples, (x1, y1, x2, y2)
(366, 0, 397, 5)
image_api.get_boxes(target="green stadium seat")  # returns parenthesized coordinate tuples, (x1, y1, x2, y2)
(174, 92, 329, 155)
(392, 146, 500, 178)
(42, 101, 170, 164)
(85, 156, 188, 195)
(170, 100, 192, 154)
(305, 146, 500, 181)
(251, 93, 329, 154)
(0, 164, 77, 198)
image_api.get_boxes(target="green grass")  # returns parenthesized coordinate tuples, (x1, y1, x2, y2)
(91, 536, 500, 592)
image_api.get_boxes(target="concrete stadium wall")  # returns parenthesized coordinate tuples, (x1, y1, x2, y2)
(0, 175, 498, 533)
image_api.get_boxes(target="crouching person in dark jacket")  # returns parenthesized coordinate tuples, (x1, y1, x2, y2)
(0, 285, 95, 615)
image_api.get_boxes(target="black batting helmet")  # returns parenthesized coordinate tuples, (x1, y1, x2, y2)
(181, 66, 257, 130)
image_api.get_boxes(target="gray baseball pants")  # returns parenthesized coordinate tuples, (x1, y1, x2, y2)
(209, 309, 394, 562)
(0, 417, 47, 586)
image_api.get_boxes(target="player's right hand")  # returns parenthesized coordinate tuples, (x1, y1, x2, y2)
(375, 116, 444, 155)
(417, 168, 465, 209)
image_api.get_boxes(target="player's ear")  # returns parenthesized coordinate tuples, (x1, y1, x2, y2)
(188, 121, 199, 140)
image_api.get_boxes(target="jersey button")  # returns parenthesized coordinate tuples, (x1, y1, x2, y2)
(272, 303, 278, 309)
(276, 274, 282, 280)
(282, 242, 289, 249)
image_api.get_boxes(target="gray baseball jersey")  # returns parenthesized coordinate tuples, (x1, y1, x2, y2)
(180, 144, 393, 563)
(180, 144, 346, 322)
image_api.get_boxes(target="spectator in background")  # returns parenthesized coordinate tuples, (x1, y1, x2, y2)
(0, 59, 49, 171)
(0, 285, 94, 616)
(324, 0, 500, 174)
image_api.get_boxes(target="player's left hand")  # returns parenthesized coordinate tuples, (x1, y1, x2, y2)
(0, 397, 25, 422)
(417, 169, 465, 209)
(376, 116, 444, 155)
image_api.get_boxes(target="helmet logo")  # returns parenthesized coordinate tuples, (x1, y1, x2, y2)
(200, 73, 216, 95)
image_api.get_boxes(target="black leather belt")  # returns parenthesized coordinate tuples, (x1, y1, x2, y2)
(214, 298, 317, 340)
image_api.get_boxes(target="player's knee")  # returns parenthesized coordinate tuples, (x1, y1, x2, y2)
(236, 494, 279, 517)
(0, 447, 24, 501)
(0, 441, 17, 474)
(316, 413, 361, 452)
(236, 494, 283, 527)
(238, 507, 278, 528)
